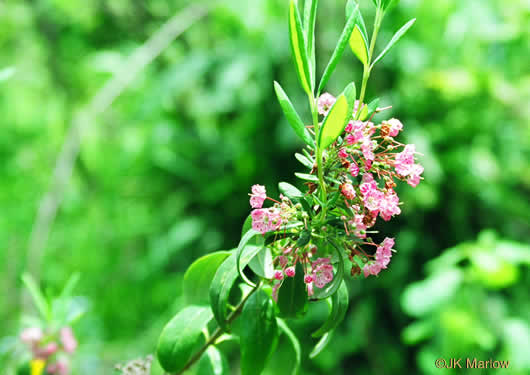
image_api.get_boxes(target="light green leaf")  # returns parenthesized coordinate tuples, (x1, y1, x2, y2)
(277, 318, 301, 375)
(277, 262, 308, 318)
(249, 247, 274, 279)
(197, 346, 229, 375)
(309, 331, 334, 359)
(372, 18, 416, 68)
(156, 306, 213, 373)
(318, 82, 356, 149)
(289, 0, 312, 95)
(21, 273, 51, 322)
(274, 82, 314, 146)
(236, 230, 265, 286)
(346, 0, 369, 66)
(358, 97, 380, 121)
(279, 182, 304, 200)
(312, 281, 349, 337)
(294, 172, 318, 182)
(184, 251, 232, 305)
(303, 0, 318, 88)
(240, 290, 278, 375)
(294, 153, 314, 169)
(317, 2, 360, 95)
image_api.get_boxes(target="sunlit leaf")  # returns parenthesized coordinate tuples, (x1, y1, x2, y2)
(21, 274, 50, 322)
(294, 172, 318, 182)
(156, 306, 212, 373)
(318, 82, 356, 149)
(279, 182, 304, 200)
(303, 0, 318, 88)
(346, 1, 369, 66)
(358, 97, 380, 121)
(289, 0, 312, 95)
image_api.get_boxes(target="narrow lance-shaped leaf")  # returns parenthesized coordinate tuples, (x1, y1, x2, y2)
(156, 306, 213, 373)
(294, 172, 318, 182)
(289, 0, 312, 95)
(346, 0, 369, 66)
(240, 289, 279, 375)
(382, 0, 400, 10)
(309, 331, 334, 359)
(303, 0, 318, 89)
(317, 2, 359, 95)
(318, 82, 356, 150)
(277, 318, 301, 375)
(274, 82, 314, 146)
(184, 251, 232, 305)
(312, 281, 349, 337)
(371, 18, 416, 68)
(22, 273, 51, 322)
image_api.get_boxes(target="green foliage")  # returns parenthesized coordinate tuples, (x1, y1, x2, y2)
(317, 83, 356, 149)
(277, 263, 308, 319)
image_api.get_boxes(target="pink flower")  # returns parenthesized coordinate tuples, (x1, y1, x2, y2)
(338, 148, 349, 159)
(20, 327, 43, 345)
(35, 342, 58, 359)
(312, 258, 334, 288)
(47, 360, 69, 375)
(251, 208, 282, 234)
(285, 266, 295, 278)
(318, 93, 336, 116)
(379, 190, 401, 221)
(387, 118, 403, 137)
(340, 183, 356, 200)
(344, 121, 354, 133)
(363, 188, 384, 212)
(60, 327, 77, 354)
(274, 270, 284, 281)
(394, 145, 416, 176)
(350, 214, 367, 239)
(407, 163, 424, 187)
(304, 274, 314, 284)
(362, 262, 382, 277)
(249, 184, 267, 208)
(349, 162, 359, 177)
(361, 138, 375, 161)
(375, 237, 395, 269)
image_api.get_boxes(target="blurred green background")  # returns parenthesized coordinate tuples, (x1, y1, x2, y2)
(1, 0, 529, 374)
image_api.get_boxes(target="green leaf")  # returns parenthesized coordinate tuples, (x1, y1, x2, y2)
(277, 262, 308, 318)
(210, 247, 266, 331)
(358, 97, 380, 121)
(312, 242, 345, 300)
(21, 273, 51, 322)
(279, 182, 304, 200)
(249, 247, 274, 279)
(318, 82, 356, 150)
(277, 318, 301, 375)
(289, 0, 312, 95)
(312, 281, 349, 337)
(184, 251, 232, 305)
(274, 82, 314, 146)
(303, 0, 318, 89)
(197, 346, 229, 375)
(371, 18, 416, 68)
(294, 172, 318, 182)
(294, 152, 314, 169)
(346, 0, 369, 66)
(309, 330, 334, 358)
(240, 290, 279, 375)
(382, 0, 400, 10)
(156, 306, 213, 373)
(317, 2, 359, 95)
(236, 230, 265, 286)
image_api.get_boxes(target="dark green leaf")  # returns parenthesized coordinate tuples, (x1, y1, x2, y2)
(309, 330, 334, 358)
(274, 82, 314, 146)
(210, 243, 268, 330)
(289, 0, 312, 95)
(279, 182, 304, 200)
(317, 3, 361, 95)
(184, 251, 232, 305)
(312, 281, 349, 337)
(240, 290, 279, 375)
(197, 346, 229, 375)
(371, 18, 416, 67)
(277, 262, 308, 318)
(318, 82, 356, 149)
(156, 306, 212, 373)
(277, 318, 301, 375)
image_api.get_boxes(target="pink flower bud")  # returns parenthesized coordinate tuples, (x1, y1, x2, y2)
(285, 267, 295, 278)
(274, 270, 284, 281)
(304, 275, 313, 284)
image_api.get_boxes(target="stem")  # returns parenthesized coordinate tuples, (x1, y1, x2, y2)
(356, 7, 384, 120)
(169, 283, 261, 375)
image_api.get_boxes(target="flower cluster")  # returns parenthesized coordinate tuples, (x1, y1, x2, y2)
(20, 326, 77, 374)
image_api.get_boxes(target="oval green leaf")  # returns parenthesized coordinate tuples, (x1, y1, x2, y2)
(274, 82, 314, 146)
(249, 246, 274, 279)
(197, 346, 229, 375)
(240, 289, 279, 375)
(157, 305, 213, 373)
(371, 18, 416, 68)
(277, 262, 308, 318)
(312, 281, 349, 337)
(289, 0, 312, 95)
(318, 82, 356, 150)
(294, 172, 318, 182)
(279, 182, 304, 201)
(184, 251, 232, 305)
